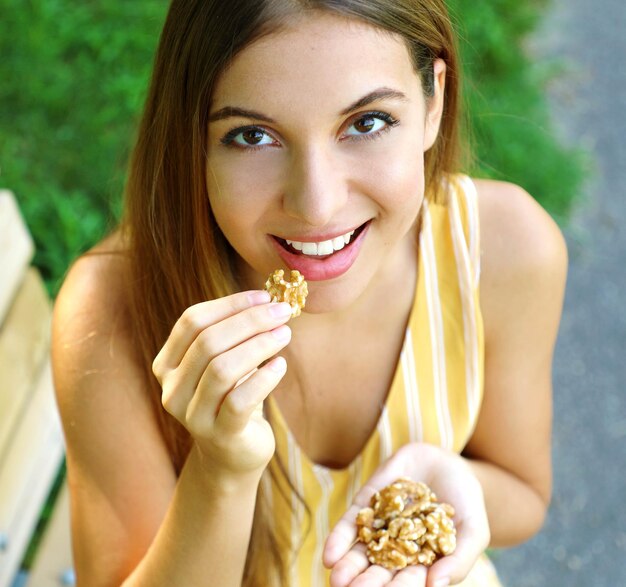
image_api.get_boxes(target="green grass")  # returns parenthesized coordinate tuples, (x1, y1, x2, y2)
(0, 1, 165, 294)
(0, 1, 588, 296)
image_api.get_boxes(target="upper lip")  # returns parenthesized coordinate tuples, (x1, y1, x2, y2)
(271, 220, 368, 243)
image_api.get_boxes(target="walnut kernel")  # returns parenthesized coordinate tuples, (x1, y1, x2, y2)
(264, 269, 308, 317)
(355, 477, 457, 571)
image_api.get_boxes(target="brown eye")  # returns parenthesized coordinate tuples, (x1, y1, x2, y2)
(243, 129, 265, 144)
(353, 116, 376, 133)
(344, 113, 394, 139)
(221, 125, 276, 148)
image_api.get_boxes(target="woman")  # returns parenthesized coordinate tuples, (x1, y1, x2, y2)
(52, 1, 568, 586)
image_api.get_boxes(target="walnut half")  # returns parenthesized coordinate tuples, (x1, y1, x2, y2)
(356, 478, 457, 570)
(264, 269, 308, 317)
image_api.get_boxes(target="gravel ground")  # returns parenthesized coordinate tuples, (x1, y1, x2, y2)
(492, 0, 626, 585)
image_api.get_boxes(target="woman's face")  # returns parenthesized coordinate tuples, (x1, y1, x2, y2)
(206, 11, 445, 313)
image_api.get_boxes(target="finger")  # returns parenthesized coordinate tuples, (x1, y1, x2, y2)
(152, 290, 271, 377)
(328, 543, 369, 587)
(235, 367, 258, 388)
(161, 303, 292, 418)
(189, 323, 291, 419)
(182, 299, 291, 375)
(349, 563, 394, 587)
(324, 482, 381, 568)
(214, 355, 288, 433)
(387, 565, 427, 586)
(425, 514, 489, 587)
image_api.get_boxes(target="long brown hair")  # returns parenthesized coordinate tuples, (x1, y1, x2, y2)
(121, 1, 465, 584)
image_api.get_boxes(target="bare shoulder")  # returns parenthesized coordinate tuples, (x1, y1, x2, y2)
(472, 178, 568, 278)
(52, 230, 135, 409)
(52, 228, 165, 453)
(471, 178, 568, 340)
(54, 230, 130, 331)
(52, 231, 139, 402)
(52, 227, 171, 466)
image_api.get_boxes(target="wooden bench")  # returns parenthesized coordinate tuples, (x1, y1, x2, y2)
(0, 190, 74, 587)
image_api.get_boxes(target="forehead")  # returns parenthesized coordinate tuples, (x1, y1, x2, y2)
(211, 12, 422, 112)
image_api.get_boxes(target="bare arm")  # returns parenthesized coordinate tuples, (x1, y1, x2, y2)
(464, 179, 568, 547)
(121, 446, 262, 587)
(52, 249, 291, 586)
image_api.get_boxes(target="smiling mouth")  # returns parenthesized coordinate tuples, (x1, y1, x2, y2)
(273, 221, 369, 258)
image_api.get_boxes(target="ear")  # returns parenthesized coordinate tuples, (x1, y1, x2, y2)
(423, 58, 447, 152)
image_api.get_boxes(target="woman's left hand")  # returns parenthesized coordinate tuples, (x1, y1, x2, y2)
(322, 442, 490, 587)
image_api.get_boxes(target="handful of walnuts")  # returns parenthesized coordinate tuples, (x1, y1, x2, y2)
(356, 477, 456, 570)
(264, 269, 308, 317)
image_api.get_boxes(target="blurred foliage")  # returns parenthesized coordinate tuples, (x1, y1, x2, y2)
(447, 0, 588, 222)
(1, 1, 587, 296)
(0, 1, 166, 294)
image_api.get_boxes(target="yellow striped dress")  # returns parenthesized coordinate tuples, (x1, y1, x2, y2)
(263, 174, 503, 586)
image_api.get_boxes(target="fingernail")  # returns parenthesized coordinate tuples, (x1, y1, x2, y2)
(248, 290, 271, 305)
(271, 325, 291, 342)
(434, 578, 450, 587)
(268, 356, 287, 373)
(269, 302, 293, 318)
(324, 546, 338, 564)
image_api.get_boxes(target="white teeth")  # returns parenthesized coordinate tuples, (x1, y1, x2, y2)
(286, 228, 358, 256)
(317, 240, 334, 255)
(301, 242, 318, 255)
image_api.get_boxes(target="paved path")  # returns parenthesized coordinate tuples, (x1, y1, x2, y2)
(492, 0, 626, 585)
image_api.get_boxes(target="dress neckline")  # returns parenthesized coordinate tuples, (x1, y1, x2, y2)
(265, 232, 425, 476)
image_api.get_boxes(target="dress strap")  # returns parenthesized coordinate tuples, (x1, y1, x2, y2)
(448, 174, 481, 289)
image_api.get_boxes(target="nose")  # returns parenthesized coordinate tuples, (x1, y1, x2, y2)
(282, 145, 348, 227)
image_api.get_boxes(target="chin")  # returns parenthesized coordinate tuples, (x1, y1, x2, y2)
(298, 268, 377, 316)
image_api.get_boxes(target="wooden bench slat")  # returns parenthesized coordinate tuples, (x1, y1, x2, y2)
(0, 191, 74, 586)
(0, 191, 35, 325)
(0, 360, 65, 587)
(25, 481, 73, 587)
(0, 269, 52, 466)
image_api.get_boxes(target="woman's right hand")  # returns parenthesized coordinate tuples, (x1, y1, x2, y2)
(151, 290, 293, 479)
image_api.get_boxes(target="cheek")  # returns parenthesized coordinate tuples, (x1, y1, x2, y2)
(205, 159, 280, 269)
(207, 158, 284, 249)
(359, 148, 426, 214)
(206, 164, 256, 247)
(207, 156, 278, 208)
(207, 152, 280, 215)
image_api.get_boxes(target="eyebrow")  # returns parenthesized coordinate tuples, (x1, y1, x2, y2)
(208, 87, 409, 123)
